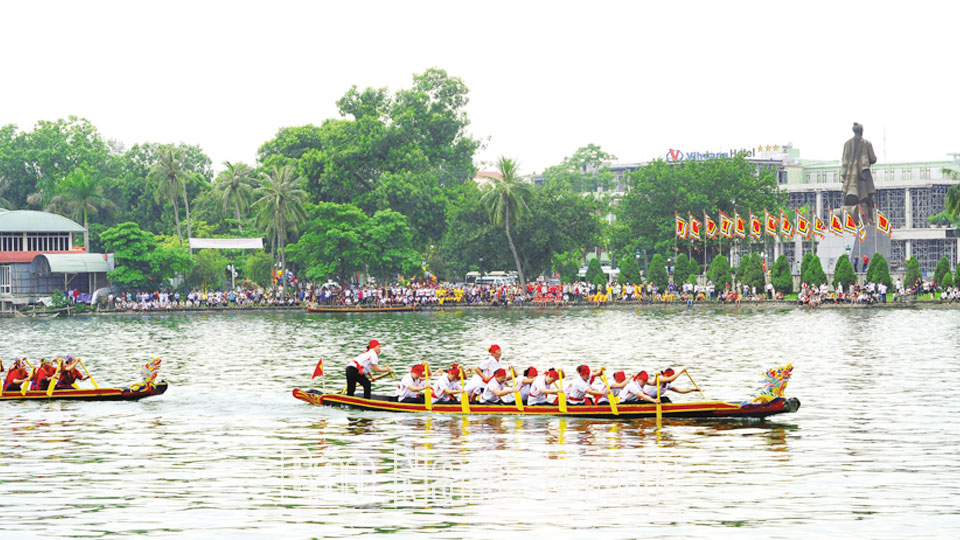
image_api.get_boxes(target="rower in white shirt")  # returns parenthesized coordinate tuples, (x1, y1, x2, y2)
(618, 371, 661, 404)
(464, 344, 513, 400)
(527, 369, 562, 406)
(396, 364, 429, 403)
(479, 369, 515, 404)
(595, 370, 629, 405)
(641, 368, 697, 403)
(565, 365, 609, 406)
(432, 365, 463, 404)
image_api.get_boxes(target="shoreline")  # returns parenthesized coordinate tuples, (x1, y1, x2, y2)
(4, 299, 958, 318)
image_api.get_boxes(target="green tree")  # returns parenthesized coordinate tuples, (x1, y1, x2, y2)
(939, 270, 953, 289)
(648, 254, 669, 291)
(47, 169, 115, 249)
(904, 257, 921, 290)
(187, 249, 228, 289)
(552, 251, 582, 284)
(739, 253, 765, 292)
(149, 146, 192, 248)
(617, 254, 642, 284)
(614, 156, 782, 258)
(800, 252, 828, 286)
(585, 257, 604, 284)
(864, 252, 893, 289)
(833, 254, 857, 291)
(364, 209, 420, 280)
(540, 144, 618, 192)
(253, 165, 307, 296)
(480, 157, 532, 287)
(244, 252, 275, 288)
(770, 254, 793, 294)
(100, 222, 158, 289)
(933, 256, 952, 289)
(213, 161, 256, 234)
(675, 253, 690, 285)
(707, 254, 732, 289)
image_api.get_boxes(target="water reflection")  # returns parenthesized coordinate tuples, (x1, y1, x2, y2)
(1, 308, 958, 537)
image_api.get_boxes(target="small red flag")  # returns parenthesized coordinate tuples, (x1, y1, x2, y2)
(312, 357, 324, 378)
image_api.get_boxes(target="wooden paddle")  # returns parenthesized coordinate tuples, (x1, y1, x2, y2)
(685, 369, 707, 400)
(77, 358, 99, 389)
(556, 369, 568, 413)
(46, 359, 62, 397)
(20, 359, 35, 397)
(655, 374, 662, 428)
(598, 369, 619, 416)
(509, 366, 524, 412)
(424, 363, 433, 411)
(458, 367, 470, 413)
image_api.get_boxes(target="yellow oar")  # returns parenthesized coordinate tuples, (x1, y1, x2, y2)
(458, 368, 470, 414)
(686, 370, 706, 400)
(77, 358, 98, 389)
(556, 369, 568, 413)
(20, 359, 35, 397)
(509, 367, 524, 412)
(655, 374, 662, 428)
(46, 359, 62, 397)
(599, 369, 619, 416)
(424, 363, 433, 411)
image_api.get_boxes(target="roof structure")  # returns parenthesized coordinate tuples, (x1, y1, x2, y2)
(0, 210, 85, 233)
(30, 253, 113, 274)
(0, 250, 75, 264)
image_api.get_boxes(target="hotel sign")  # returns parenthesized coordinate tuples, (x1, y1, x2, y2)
(666, 148, 757, 163)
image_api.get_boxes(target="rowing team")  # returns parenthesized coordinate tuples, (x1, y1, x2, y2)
(385, 343, 693, 406)
(0, 356, 89, 392)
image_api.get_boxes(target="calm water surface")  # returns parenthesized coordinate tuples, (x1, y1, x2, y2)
(2, 308, 959, 539)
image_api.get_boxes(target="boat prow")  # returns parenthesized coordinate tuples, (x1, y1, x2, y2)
(292, 388, 800, 420)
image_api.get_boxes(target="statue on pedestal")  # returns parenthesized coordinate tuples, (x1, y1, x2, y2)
(841, 122, 878, 223)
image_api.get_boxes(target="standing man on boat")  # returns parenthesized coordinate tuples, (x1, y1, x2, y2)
(346, 340, 392, 399)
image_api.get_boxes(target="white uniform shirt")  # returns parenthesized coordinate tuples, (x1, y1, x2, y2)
(432, 376, 461, 403)
(352, 349, 379, 374)
(565, 376, 592, 404)
(478, 357, 503, 379)
(527, 376, 552, 405)
(396, 373, 425, 401)
(642, 382, 672, 398)
(620, 380, 646, 402)
(480, 378, 505, 404)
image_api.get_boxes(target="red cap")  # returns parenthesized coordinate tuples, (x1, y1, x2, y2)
(528, 367, 538, 377)
(488, 344, 501, 353)
(545, 369, 560, 380)
(494, 368, 506, 378)
(663, 368, 675, 377)
(367, 339, 381, 350)
(637, 371, 649, 382)
(447, 367, 460, 376)
(578, 365, 590, 376)
(614, 371, 626, 383)
(411, 364, 425, 375)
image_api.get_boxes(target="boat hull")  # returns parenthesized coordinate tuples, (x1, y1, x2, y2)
(292, 388, 799, 419)
(305, 305, 419, 313)
(1, 381, 168, 402)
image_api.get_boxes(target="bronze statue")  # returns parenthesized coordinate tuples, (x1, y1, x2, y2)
(841, 122, 877, 222)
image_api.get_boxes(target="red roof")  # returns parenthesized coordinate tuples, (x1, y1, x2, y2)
(0, 251, 75, 263)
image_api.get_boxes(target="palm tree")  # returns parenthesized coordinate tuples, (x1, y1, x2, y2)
(480, 156, 532, 288)
(253, 165, 307, 297)
(149, 147, 192, 249)
(47, 169, 115, 249)
(214, 161, 255, 235)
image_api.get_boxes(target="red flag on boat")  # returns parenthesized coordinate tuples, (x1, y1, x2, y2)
(312, 357, 324, 378)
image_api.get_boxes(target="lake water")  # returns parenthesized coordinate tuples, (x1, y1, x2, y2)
(2, 307, 959, 539)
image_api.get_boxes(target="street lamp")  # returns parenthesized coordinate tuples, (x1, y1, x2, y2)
(226, 264, 237, 290)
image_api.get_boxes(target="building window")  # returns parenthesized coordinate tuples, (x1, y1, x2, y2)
(0, 265, 10, 294)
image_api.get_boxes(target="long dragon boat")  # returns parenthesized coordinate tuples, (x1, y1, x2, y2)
(1, 357, 167, 402)
(306, 304, 419, 313)
(291, 389, 799, 419)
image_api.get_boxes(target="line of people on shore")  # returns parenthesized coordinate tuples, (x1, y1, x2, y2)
(1, 356, 89, 392)
(342, 342, 698, 406)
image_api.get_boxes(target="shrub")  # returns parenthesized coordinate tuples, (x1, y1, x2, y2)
(707, 254, 732, 289)
(833, 254, 856, 290)
(904, 257, 921, 289)
(739, 253, 765, 292)
(933, 256, 951, 289)
(865, 252, 893, 289)
(648, 254, 669, 291)
(801, 252, 827, 287)
(617, 255, 642, 284)
(584, 257, 604, 284)
(771, 255, 793, 294)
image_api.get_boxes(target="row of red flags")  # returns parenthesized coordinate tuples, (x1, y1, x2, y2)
(675, 208, 892, 243)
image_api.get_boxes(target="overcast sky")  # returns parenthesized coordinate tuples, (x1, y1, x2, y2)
(2, 1, 957, 175)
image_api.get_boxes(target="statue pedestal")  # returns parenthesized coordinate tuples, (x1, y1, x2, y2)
(816, 224, 892, 275)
